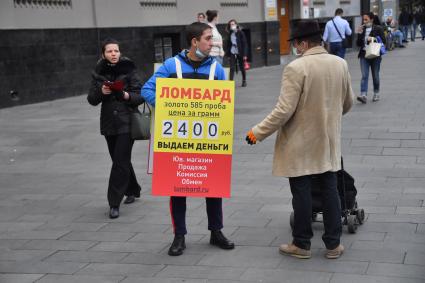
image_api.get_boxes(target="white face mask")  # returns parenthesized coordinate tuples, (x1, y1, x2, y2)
(292, 41, 305, 56)
(195, 44, 207, 59)
(230, 25, 237, 31)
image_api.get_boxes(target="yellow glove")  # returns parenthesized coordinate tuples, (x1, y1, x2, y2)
(245, 129, 257, 145)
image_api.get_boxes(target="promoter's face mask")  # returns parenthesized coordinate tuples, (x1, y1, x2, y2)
(195, 45, 208, 59)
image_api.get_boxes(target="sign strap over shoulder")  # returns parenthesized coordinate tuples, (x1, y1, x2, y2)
(175, 56, 216, 80)
(174, 57, 183, 79)
(209, 61, 217, 80)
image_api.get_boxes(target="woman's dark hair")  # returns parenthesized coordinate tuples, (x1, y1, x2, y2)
(101, 38, 120, 55)
(185, 22, 212, 46)
(363, 12, 375, 21)
(206, 10, 218, 22)
(226, 19, 238, 33)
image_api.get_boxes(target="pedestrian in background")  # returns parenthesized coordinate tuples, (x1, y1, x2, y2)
(420, 6, 425, 40)
(226, 19, 248, 87)
(323, 8, 352, 58)
(141, 22, 235, 257)
(245, 19, 353, 259)
(197, 12, 206, 23)
(206, 10, 225, 65)
(399, 8, 412, 43)
(356, 12, 386, 104)
(87, 38, 143, 219)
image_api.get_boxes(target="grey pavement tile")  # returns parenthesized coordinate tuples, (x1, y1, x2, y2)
(0, 261, 87, 274)
(396, 206, 425, 215)
(405, 251, 425, 265)
(229, 227, 280, 246)
(240, 268, 332, 283)
(0, 239, 29, 251)
(383, 147, 425, 156)
(367, 262, 425, 280)
(35, 274, 124, 283)
(369, 132, 420, 140)
(0, 222, 45, 232)
(367, 213, 425, 223)
(89, 241, 168, 253)
(121, 278, 207, 283)
(358, 221, 417, 233)
(128, 232, 204, 243)
(330, 273, 425, 283)
(0, 250, 55, 261)
(60, 231, 136, 242)
(98, 222, 169, 233)
(76, 263, 164, 276)
(0, 274, 44, 283)
(401, 140, 425, 148)
(277, 256, 369, 274)
(330, 248, 404, 263)
(0, 230, 70, 240)
(35, 222, 107, 232)
(156, 265, 246, 280)
(122, 251, 204, 265)
(19, 239, 97, 251)
(43, 250, 129, 263)
(417, 224, 425, 233)
(196, 246, 282, 268)
(351, 138, 401, 147)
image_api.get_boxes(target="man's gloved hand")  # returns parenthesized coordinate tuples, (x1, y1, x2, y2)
(245, 129, 257, 145)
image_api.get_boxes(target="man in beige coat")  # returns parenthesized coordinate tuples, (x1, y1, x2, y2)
(246, 20, 354, 259)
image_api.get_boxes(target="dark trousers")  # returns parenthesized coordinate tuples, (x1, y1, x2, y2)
(170, 197, 223, 235)
(289, 171, 342, 250)
(105, 133, 141, 208)
(329, 42, 346, 59)
(229, 54, 246, 82)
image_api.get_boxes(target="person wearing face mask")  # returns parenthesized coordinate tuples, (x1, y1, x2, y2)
(245, 19, 354, 259)
(141, 22, 234, 257)
(356, 12, 386, 104)
(206, 10, 225, 64)
(87, 38, 144, 219)
(225, 19, 248, 87)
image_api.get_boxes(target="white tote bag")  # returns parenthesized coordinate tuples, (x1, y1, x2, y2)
(365, 37, 381, 59)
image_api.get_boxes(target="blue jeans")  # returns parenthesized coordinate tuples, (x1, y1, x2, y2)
(289, 172, 342, 250)
(392, 30, 404, 46)
(411, 22, 417, 41)
(329, 42, 346, 59)
(360, 56, 382, 95)
(400, 25, 410, 41)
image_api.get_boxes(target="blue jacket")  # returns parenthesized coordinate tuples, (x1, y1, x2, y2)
(141, 51, 226, 106)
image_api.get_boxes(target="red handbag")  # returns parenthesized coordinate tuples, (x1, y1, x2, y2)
(243, 58, 250, 70)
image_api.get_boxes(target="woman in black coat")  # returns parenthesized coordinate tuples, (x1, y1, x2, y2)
(225, 19, 248, 87)
(355, 12, 386, 104)
(87, 38, 144, 219)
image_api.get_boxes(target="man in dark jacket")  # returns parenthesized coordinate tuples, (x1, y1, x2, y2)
(399, 8, 412, 42)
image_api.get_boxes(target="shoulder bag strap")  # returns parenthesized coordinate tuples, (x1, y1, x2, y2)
(174, 57, 183, 79)
(331, 19, 344, 40)
(209, 61, 217, 81)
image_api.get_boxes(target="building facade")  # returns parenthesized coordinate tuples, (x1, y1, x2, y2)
(1, 0, 369, 108)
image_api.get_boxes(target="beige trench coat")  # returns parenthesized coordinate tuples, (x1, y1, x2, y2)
(252, 46, 354, 177)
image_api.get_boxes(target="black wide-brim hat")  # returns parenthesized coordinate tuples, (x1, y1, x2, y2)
(288, 19, 322, 41)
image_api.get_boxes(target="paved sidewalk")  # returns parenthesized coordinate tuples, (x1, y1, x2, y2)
(0, 42, 424, 283)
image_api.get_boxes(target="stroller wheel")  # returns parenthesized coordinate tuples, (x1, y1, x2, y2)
(289, 211, 295, 230)
(356, 209, 365, 224)
(347, 215, 357, 233)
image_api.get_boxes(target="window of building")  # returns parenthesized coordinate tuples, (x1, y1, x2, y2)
(14, 0, 72, 8)
(154, 34, 180, 63)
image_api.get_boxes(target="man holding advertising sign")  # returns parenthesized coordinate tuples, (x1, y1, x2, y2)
(141, 22, 235, 256)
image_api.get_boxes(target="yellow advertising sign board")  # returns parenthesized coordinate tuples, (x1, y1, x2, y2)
(154, 78, 235, 155)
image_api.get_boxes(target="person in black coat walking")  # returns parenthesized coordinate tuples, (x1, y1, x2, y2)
(225, 19, 248, 87)
(355, 12, 386, 104)
(87, 38, 144, 219)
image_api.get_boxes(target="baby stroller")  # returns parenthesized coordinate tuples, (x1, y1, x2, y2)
(289, 159, 365, 233)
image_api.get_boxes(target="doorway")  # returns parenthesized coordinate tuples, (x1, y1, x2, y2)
(278, 0, 291, 55)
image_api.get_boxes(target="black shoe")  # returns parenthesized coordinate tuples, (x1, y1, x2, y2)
(168, 235, 185, 256)
(124, 195, 135, 204)
(210, 230, 235, 249)
(241, 81, 247, 87)
(356, 95, 367, 104)
(109, 207, 119, 219)
(399, 45, 406, 48)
